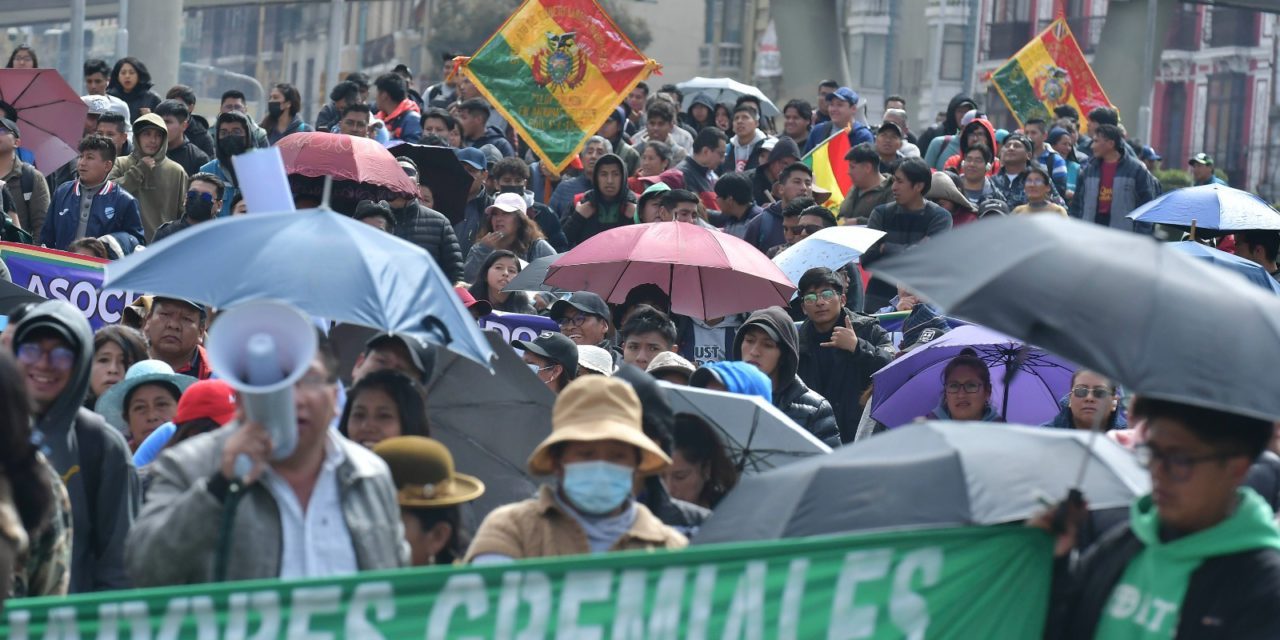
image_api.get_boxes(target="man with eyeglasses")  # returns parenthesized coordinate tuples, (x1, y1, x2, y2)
(11, 299, 138, 592)
(153, 172, 223, 243)
(128, 329, 407, 585)
(1038, 397, 1280, 637)
(550, 292, 615, 353)
(795, 267, 893, 444)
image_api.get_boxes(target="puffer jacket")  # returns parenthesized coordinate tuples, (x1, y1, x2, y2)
(733, 307, 841, 447)
(797, 307, 894, 443)
(108, 113, 188, 240)
(391, 200, 464, 283)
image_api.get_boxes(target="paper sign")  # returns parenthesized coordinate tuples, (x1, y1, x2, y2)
(231, 147, 296, 213)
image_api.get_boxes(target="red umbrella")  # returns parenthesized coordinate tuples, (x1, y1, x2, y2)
(0, 69, 87, 174)
(544, 222, 796, 319)
(275, 132, 419, 200)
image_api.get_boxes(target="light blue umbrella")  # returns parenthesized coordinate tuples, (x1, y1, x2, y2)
(1127, 183, 1280, 231)
(1167, 241, 1280, 295)
(104, 208, 493, 367)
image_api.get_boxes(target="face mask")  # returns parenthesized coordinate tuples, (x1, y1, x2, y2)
(185, 196, 215, 222)
(561, 460, 634, 515)
(267, 101, 283, 117)
(218, 136, 247, 158)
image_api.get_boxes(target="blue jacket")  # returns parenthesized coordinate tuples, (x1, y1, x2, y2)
(41, 180, 144, 252)
(805, 120, 874, 154)
(199, 159, 238, 218)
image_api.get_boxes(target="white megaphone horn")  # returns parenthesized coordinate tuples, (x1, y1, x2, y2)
(207, 300, 318, 469)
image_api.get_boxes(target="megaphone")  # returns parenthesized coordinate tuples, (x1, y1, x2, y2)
(207, 300, 318, 465)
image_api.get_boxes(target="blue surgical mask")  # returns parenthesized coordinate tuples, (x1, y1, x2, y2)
(561, 460, 634, 515)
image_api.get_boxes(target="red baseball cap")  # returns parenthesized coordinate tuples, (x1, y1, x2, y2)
(173, 379, 238, 426)
(454, 285, 493, 317)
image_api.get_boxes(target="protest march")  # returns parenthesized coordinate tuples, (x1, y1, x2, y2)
(2, 0, 1280, 637)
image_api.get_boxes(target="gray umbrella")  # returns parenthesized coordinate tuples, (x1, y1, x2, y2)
(693, 421, 1148, 544)
(872, 215, 1280, 421)
(502, 253, 566, 293)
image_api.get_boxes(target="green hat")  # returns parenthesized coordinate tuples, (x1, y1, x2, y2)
(374, 436, 485, 507)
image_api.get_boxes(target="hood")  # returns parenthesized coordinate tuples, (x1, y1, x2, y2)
(687, 93, 717, 122)
(12, 300, 94, 436)
(943, 94, 977, 135)
(732, 306, 800, 387)
(694, 361, 772, 404)
(588, 153, 631, 206)
(213, 110, 254, 179)
(767, 136, 801, 166)
(1131, 487, 1280, 560)
(958, 118, 997, 158)
(930, 400, 1001, 422)
(131, 112, 169, 162)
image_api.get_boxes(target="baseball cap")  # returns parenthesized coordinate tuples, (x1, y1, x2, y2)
(365, 333, 435, 383)
(1189, 152, 1214, 167)
(826, 87, 859, 105)
(877, 121, 904, 138)
(173, 379, 238, 425)
(455, 147, 486, 171)
(512, 330, 579, 377)
(0, 117, 21, 138)
(485, 192, 527, 216)
(549, 291, 612, 325)
(454, 285, 492, 317)
(1140, 146, 1162, 162)
(151, 296, 207, 319)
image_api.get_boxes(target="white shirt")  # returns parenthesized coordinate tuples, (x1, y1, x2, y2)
(262, 431, 358, 579)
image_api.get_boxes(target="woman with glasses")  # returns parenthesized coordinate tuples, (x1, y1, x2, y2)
(1043, 369, 1126, 431)
(930, 349, 1001, 422)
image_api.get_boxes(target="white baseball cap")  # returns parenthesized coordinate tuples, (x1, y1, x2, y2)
(485, 192, 527, 216)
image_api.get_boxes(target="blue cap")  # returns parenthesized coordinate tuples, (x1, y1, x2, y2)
(1141, 146, 1162, 161)
(454, 147, 486, 171)
(826, 87, 859, 105)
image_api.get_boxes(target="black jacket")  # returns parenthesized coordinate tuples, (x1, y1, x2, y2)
(391, 201, 464, 284)
(733, 307, 841, 447)
(917, 93, 974, 159)
(185, 114, 216, 158)
(107, 83, 163, 123)
(797, 308, 894, 443)
(167, 140, 210, 176)
(562, 154, 634, 247)
(1048, 523, 1280, 639)
(314, 103, 341, 133)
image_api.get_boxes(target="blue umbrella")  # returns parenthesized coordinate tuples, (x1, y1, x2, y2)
(104, 208, 494, 367)
(1168, 241, 1280, 295)
(1127, 183, 1280, 231)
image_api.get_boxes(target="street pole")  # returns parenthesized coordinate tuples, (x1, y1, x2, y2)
(327, 0, 343, 99)
(1137, 0, 1158, 143)
(70, 0, 85, 89)
(962, 0, 980, 97)
(116, 0, 129, 61)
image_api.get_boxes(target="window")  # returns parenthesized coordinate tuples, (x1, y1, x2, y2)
(722, 0, 744, 45)
(1209, 7, 1258, 48)
(940, 25, 965, 81)
(1160, 82, 1187, 167)
(1203, 72, 1247, 185)
(855, 34, 886, 90)
(704, 0, 719, 45)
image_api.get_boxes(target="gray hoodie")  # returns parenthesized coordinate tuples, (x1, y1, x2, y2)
(13, 300, 138, 592)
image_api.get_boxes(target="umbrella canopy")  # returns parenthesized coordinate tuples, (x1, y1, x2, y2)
(387, 143, 472, 225)
(1168, 241, 1280, 295)
(659, 382, 830, 473)
(502, 253, 567, 294)
(870, 324, 1077, 427)
(0, 69, 87, 174)
(772, 226, 885, 290)
(0, 278, 43, 314)
(873, 215, 1280, 421)
(426, 331, 554, 523)
(694, 421, 1149, 544)
(276, 132, 419, 200)
(103, 208, 494, 367)
(544, 222, 795, 319)
(675, 77, 780, 117)
(1126, 183, 1280, 231)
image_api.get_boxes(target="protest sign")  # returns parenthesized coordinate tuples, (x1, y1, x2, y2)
(0, 241, 141, 327)
(481, 310, 560, 344)
(3, 525, 1051, 638)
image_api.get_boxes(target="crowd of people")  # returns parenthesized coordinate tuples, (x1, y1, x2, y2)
(1, 42, 1279, 636)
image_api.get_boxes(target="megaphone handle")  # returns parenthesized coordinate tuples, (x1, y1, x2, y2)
(233, 454, 254, 481)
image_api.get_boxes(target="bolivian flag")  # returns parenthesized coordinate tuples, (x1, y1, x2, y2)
(461, 0, 660, 172)
(991, 18, 1112, 126)
(802, 127, 853, 210)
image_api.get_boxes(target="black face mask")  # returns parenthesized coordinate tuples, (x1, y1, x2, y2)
(185, 196, 215, 222)
(218, 136, 247, 158)
(498, 185, 525, 195)
(267, 101, 283, 118)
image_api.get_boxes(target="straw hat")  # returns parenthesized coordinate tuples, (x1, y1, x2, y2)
(373, 436, 485, 507)
(527, 376, 671, 475)
(927, 172, 977, 211)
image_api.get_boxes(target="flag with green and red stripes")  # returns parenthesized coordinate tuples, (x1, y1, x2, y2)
(991, 18, 1113, 127)
(461, 0, 660, 172)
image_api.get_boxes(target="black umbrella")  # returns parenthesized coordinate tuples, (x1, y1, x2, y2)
(872, 215, 1280, 422)
(501, 253, 567, 294)
(0, 278, 43, 315)
(693, 421, 1147, 544)
(388, 143, 471, 225)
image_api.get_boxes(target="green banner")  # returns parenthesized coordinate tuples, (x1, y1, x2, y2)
(3, 526, 1051, 639)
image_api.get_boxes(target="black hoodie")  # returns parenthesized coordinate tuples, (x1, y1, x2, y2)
(13, 300, 138, 592)
(212, 110, 255, 188)
(563, 153, 634, 246)
(733, 307, 841, 447)
(917, 93, 976, 160)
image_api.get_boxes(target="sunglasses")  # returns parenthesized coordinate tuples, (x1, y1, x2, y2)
(794, 224, 823, 236)
(1072, 386, 1113, 399)
(16, 343, 75, 372)
(186, 191, 214, 203)
(801, 289, 839, 305)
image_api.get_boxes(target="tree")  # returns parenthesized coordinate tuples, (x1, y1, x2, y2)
(428, 0, 652, 60)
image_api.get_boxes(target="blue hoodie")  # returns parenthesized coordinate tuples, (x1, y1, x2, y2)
(695, 361, 772, 404)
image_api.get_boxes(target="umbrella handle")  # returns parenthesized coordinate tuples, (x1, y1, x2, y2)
(421, 314, 452, 345)
(1049, 488, 1085, 535)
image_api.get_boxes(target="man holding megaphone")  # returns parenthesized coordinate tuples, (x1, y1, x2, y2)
(126, 302, 408, 585)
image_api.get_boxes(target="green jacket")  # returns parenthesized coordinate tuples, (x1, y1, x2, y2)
(107, 113, 188, 241)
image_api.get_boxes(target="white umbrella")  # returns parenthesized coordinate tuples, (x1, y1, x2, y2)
(676, 77, 780, 117)
(659, 382, 830, 473)
(772, 226, 886, 290)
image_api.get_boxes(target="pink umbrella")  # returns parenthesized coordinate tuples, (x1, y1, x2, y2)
(275, 131, 418, 199)
(0, 69, 88, 174)
(544, 222, 796, 319)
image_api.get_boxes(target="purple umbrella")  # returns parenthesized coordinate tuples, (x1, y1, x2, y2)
(870, 324, 1078, 428)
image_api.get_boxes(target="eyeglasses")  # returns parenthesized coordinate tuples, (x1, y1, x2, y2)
(801, 289, 839, 305)
(295, 373, 335, 389)
(16, 343, 75, 372)
(1134, 443, 1237, 482)
(961, 157, 987, 166)
(1071, 386, 1113, 399)
(795, 224, 823, 236)
(1024, 178, 1048, 186)
(945, 381, 983, 395)
(558, 314, 594, 328)
(186, 191, 214, 203)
